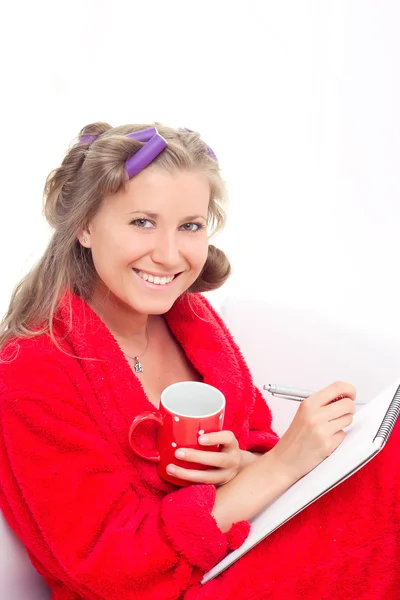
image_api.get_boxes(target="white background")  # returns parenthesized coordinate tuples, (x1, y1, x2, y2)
(1, 0, 399, 344)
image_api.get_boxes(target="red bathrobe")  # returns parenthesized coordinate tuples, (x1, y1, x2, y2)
(0, 292, 399, 600)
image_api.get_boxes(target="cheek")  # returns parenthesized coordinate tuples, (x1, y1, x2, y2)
(91, 237, 119, 269)
(188, 237, 209, 271)
(91, 226, 135, 265)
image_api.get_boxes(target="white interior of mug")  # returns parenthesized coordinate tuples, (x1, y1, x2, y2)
(161, 381, 225, 418)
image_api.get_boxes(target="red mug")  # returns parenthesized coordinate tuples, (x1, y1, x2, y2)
(129, 381, 226, 486)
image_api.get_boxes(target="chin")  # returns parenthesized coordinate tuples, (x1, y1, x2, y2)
(132, 299, 179, 315)
(123, 291, 184, 316)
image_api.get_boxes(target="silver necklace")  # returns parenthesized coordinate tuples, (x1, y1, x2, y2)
(122, 327, 150, 373)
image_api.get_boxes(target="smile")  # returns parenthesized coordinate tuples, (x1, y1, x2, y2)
(133, 269, 178, 286)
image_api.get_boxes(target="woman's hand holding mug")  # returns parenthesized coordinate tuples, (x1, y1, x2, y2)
(129, 381, 242, 486)
(168, 429, 242, 485)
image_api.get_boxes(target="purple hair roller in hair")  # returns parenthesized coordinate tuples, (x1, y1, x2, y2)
(181, 127, 218, 161)
(80, 134, 98, 144)
(206, 146, 218, 161)
(125, 127, 168, 178)
(79, 125, 214, 179)
(126, 127, 159, 143)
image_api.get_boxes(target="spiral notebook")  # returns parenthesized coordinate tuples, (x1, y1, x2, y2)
(202, 377, 400, 584)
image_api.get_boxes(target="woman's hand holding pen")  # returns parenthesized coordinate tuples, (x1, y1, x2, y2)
(268, 381, 356, 482)
(211, 381, 356, 533)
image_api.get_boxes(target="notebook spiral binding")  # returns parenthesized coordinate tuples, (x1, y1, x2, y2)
(373, 384, 400, 444)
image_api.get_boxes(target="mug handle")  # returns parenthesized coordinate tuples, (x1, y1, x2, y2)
(128, 412, 162, 462)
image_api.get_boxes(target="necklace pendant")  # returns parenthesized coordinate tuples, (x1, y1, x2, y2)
(134, 357, 144, 373)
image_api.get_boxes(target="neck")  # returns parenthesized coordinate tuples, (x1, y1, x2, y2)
(88, 283, 149, 351)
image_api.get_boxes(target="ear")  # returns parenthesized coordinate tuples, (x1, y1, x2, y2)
(78, 227, 91, 248)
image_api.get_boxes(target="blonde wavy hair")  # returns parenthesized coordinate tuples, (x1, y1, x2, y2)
(0, 122, 231, 350)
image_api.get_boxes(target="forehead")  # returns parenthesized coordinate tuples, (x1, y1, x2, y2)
(103, 168, 211, 215)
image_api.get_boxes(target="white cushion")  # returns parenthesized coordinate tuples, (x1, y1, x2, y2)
(0, 512, 51, 599)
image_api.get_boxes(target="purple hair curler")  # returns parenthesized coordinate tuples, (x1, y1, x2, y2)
(181, 127, 217, 161)
(125, 127, 160, 143)
(78, 125, 215, 180)
(80, 134, 98, 144)
(125, 127, 168, 178)
(205, 146, 218, 161)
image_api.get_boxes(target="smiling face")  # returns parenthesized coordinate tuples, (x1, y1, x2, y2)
(82, 168, 210, 315)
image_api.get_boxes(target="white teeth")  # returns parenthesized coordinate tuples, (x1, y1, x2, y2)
(136, 270, 175, 285)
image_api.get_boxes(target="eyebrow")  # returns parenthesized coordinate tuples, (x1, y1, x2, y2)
(128, 210, 207, 221)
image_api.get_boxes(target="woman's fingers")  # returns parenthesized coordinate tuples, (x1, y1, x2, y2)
(324, 397, 355, 421)
(175, 447, 236, 468)
(198, 430, 237, 447)
(167, 430, 241, 485)
(328, 412, 354, 433)
(309, 381, 357, 407)
(166, 463, 233, 484)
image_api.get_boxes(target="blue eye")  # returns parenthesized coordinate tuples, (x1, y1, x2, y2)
(180, 223, 204, 232)
(131, 218, 154, 229)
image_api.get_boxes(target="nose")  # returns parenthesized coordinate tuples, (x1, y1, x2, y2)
(151, 229, 182, 269)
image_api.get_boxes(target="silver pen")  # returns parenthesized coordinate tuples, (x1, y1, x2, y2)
(263, 384, 366, 405)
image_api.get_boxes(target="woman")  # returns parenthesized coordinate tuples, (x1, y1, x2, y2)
(0, 122, 399, 600)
